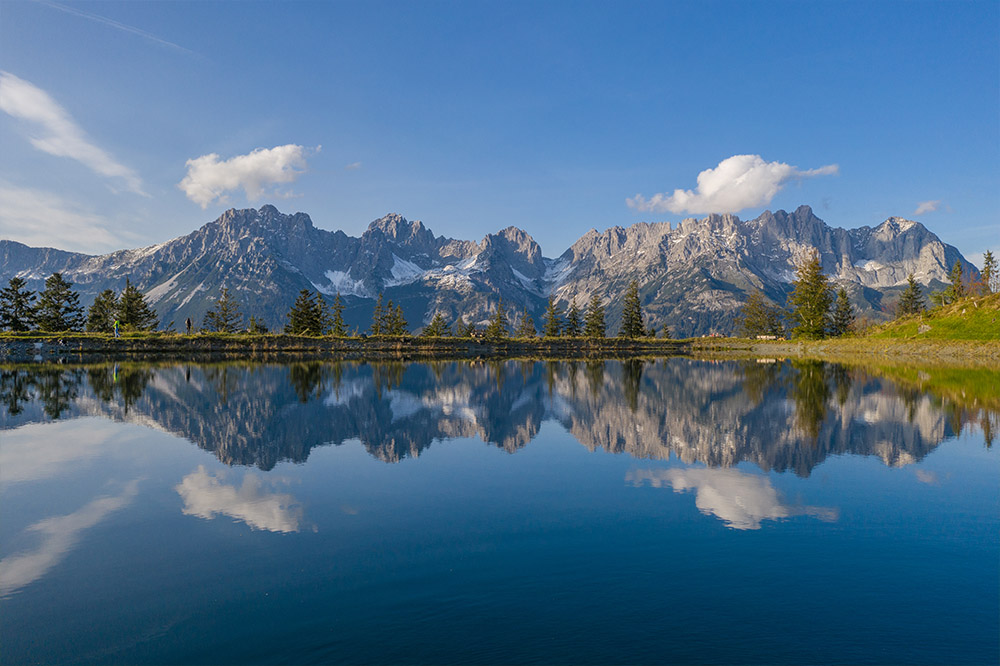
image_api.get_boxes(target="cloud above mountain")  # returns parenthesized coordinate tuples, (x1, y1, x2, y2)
(0, 71, 146, 195)
(627, 154, 838, 215)
(914, 200, 941, 215)
(179, 144, 311, 208)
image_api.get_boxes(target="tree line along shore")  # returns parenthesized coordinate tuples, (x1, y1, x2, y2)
(1, 250, 996, 348)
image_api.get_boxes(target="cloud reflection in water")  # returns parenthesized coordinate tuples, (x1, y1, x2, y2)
(176, 466, 305, 533)
(628, 467, 838, 530)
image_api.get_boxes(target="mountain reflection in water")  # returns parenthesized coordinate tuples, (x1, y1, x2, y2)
(1, 359, 995, 475)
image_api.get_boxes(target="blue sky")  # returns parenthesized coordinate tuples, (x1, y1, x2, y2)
(1, 1, 997, 264)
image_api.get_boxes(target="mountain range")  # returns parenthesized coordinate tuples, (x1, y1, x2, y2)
(0, 204, 976, 336)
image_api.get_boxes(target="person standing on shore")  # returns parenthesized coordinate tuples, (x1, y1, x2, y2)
(113, 319, 120, 338)
(185, 317, 192, 334)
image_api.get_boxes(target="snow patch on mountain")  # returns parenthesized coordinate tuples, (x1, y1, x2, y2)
(385, 254, 426, 287)
(321, 270, 368, 297)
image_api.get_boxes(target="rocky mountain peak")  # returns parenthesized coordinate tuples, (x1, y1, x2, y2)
(875, 216, 921, 236)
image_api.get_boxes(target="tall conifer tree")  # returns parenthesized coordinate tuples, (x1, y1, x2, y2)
(0, 277, 37, 331)
(619, 280, 644, 338)
(86, 289, 118, 333)
(787, 251, 833, 339)
(34, 273, 84, 332)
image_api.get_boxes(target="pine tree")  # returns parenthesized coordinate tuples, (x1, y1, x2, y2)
(659, 325, 672, 339)
(286, 289, 321, 334)
(515, 308, 536, 338)
(484, 298, 509, 340)
(116, 279, 159, 331)
(979, 250, 996, 294)
(330, 293, 347, 337)
(830, 287, 855, 337)
(248, 316, 269, 334)
(389, 304, 408, 335)
(314, 292, 332, 335)
(583, 293, 606, 339)
(453, 318, 476, 337)
(421, 312, 450, 337)
(202, 287, 242, 333)
(946, 260, 966, 302)
(248, 316, 268, 334)
(541, 297, 562, 337)
(619, 280, 644, 338)
(736, 291, 784, 338)
(0, 277, 37, 331)
(564, 298, 582, 337)
(86, 289, 118, 333)
(897, 273, 925, 317)
(370, 293, 384, 335)
(34, 273, 84, 332)
(787, 251, 833, 339)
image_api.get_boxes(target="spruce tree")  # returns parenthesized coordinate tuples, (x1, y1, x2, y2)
(619, 280, 644, 338)
(583, 293, 606, 339)
(736, 291, 784, 338)
(330, 293, 347, 337)
(286, 289, 321, 334)
(314, 292, 332, 335)
(787, 251, 833, 339)
(542, 297, 562, 337)
(0, 277, 37, 331)
(897, 274, 925, 317)
(248, 316, 269, 334)
(34, 273, 84, 332)
(830, 287, 855, 337)
(453, 318, 475, 337)
(117, 279, 159, 331)
(484, 298, 509, 340)
(981, 250, 997, 294)
(371, 293, 384, 335)
(202, 287, 242, 333)
(659, 325, 672, 339)
(86, 289, 118, 333)
(421, 312, 450, 337)
(564, 298, 582, 337)
(515, 308, 536, 338)
(389, 304, 408, 335)
(946, 260, 966, 302)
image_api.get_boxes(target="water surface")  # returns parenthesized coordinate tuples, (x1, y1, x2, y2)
(1, 359, 996, 664)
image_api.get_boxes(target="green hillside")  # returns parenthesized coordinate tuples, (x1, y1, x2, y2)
(869, 293, 1000, 340)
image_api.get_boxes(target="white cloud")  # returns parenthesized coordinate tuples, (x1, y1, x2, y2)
(344, 161, 362, 171)
(627, 154, 838, 215)
(627, 467, 838, 530)
(178, 144, 310, 208)
(0, 71, 145, 195)
(0, 183, 123, 252)
(0, 481, 139, 597)
(914, 200, 941, 215)
(176, 466, 304, 533)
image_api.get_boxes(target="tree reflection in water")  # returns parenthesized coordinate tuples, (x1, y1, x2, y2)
(1, 359, 995, 470)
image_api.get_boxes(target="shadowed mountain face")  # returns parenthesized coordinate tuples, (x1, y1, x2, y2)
(3, 359, 992, 473)
(0, 205, 976, 336)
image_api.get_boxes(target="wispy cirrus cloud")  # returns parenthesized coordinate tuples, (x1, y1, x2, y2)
(914, 200, 941, 215)
(179, 145, 313, 208)
(0, 71, 146, 195)
(0, 183, 124, 252)
(34, 0, 196, 56)
(627, 154, 838, 215)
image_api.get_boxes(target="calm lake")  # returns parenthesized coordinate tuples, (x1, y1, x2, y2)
(1, 358, 997, 665)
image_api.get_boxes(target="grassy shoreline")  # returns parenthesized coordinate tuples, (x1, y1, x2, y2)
(2, 331, 998, 367)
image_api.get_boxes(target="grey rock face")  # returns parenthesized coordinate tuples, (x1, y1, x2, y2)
(0, 204, 976, 336)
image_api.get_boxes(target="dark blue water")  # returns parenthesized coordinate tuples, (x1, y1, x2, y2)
(1, 359, 997, 664)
